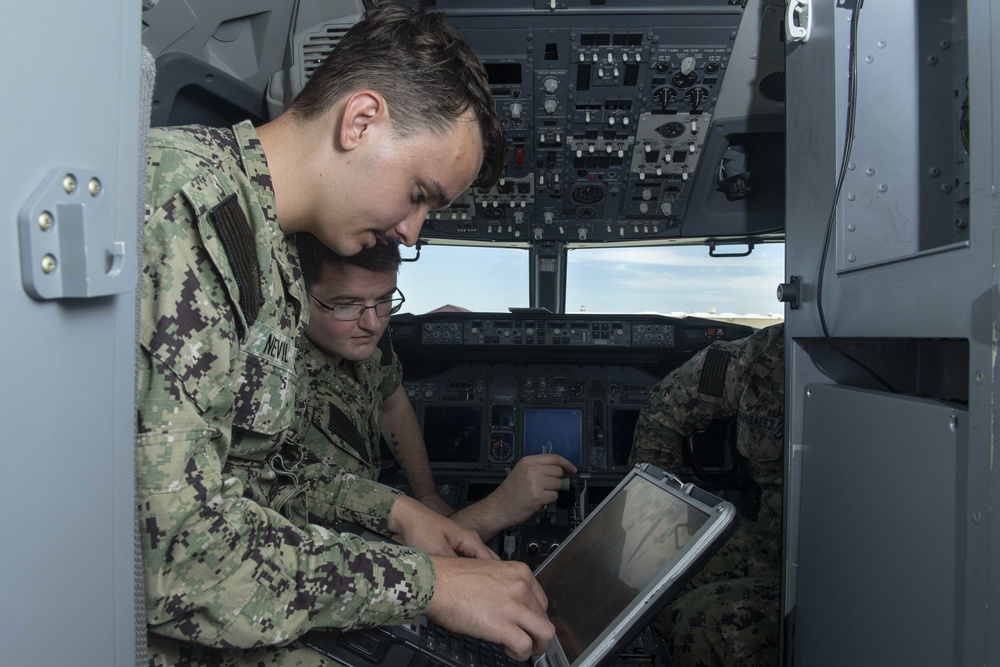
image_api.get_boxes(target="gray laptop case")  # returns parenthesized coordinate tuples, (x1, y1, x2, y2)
(301, 463, 737, 667)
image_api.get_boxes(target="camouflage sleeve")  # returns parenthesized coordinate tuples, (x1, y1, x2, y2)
(382, 341, 404, 401)
(628, 337, 748, 471)
(287, 460, 404, 531)
(628, 403, 686, 472)
(138, 358, 434, 646)
(138, 144, 434, 649)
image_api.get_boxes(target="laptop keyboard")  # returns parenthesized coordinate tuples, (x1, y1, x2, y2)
(420, 619, 527, 667)
(302, 619, 528, 667)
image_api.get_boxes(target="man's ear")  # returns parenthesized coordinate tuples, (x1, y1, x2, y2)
(339, 91, 385, 151)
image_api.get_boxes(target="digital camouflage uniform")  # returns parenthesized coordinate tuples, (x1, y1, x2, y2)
(138, 122, 434, 667)
(291, 333, 403, 522)
(628, 324, 784, 667)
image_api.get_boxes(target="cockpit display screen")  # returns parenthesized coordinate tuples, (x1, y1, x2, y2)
(523, 408, 583, 466)
(484, 62, 522, 85)
(423, 405, 482, 464)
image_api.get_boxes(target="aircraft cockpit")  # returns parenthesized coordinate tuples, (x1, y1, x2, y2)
(9, 0, 999, 664)
(140, 0, 783, 588)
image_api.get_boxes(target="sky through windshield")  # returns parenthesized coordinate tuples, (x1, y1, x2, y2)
(396, 243, 785, 318)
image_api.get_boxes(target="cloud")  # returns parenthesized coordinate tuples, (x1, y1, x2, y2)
(566, 245, 785, 314)
(399, 243, 785, 316)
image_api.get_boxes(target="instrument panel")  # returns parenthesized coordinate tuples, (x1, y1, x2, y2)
(393, 311, 741, 352)
(386, 310, 756, 566)
(419, 0, 785, 246)
(401, 362, 653, 474)
(143, 0, 785, 247)
(417, 315, 675, 347)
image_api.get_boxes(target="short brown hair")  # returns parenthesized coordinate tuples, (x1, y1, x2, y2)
(289, 3, 505, 188)
(295, 233, 402, 288)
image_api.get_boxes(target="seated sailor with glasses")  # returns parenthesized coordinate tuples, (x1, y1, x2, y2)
(292, 232, 576, 541)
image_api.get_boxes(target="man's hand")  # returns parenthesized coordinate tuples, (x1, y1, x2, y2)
(387, 494, 496, 559)
(493, 454, 577, 524)
(450, 454, 577, 541)
(425, 556, 555, 661)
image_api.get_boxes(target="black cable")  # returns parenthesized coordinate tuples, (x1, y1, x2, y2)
(401, 239, 423, 262)
(960, 77, 970, 154)
(814, 0, 900, 394)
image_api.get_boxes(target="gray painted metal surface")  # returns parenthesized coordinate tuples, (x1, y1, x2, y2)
(783, 0, 997, 664)
(797, 384, 965, 664)
(0, 2, 142, 665)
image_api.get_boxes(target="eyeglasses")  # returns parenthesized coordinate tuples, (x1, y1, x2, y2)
(306, 287, 405, 321)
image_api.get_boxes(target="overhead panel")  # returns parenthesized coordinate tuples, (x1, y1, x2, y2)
(420, 1, 785, 247)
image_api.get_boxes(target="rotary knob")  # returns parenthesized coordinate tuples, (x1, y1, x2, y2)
(543, 77, 559, 94)
(543, 99, 558, 114)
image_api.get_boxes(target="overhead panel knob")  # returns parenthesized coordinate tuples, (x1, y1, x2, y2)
(543, 99, 558, 114)
(543, 77, 559, 94)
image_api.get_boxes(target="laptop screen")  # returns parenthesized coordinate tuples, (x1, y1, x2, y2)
(534, 475, 711, 664)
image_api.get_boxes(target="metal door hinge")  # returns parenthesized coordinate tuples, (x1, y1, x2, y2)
(18, 167, 135, 300)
